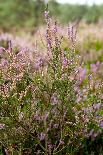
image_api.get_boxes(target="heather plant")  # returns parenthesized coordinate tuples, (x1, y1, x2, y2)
(0, 11, 103, 155)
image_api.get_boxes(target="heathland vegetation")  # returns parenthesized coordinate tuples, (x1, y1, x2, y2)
(0, 1, 103, 155)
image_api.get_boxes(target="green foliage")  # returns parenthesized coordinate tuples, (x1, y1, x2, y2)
(58, 4, 87, 23)
(0, 0, 45, 30)
(84, 38, 103, 51)
(85, 5, 101, 23)
(0, 0, 103, 30)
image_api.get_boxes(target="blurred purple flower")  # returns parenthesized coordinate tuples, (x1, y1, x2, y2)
(93, 103, 101, 110)
(0, 123, 5, 129)
(34, 58, 44, 70)
(89, 129, 100, 139)
(4, 148, 9, 155)
(68, 25, 76, 43)
(76, 96, 82, 102)
(45, 31, 52, 49)
(59, 139, 64, 145)
(89, 129, 94, 137)
(51, 93, 59, 105)
(43, 112, 49, 121)
(90, 61, 100, 73)
(34, 111, 41, 121)
(39, 133, 46, 141)
(100, 121, 103, 128)
(44, 11, 49, 18)
(0, 33, 12, 42)
(1, 59, 8, 67)
(78, 67, 87, 82)
(48, 141, 53, 150)
(62, 57, 68, 68)
(83, 107, 93, 113)
(88, 74, 93, 80)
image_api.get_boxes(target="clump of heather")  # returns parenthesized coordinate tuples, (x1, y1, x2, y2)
(0, 11, 103, 155)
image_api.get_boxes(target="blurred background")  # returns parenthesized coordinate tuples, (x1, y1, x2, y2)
(0, 0, 103, 32)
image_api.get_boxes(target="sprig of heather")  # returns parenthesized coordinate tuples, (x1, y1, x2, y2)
(0, 11, 103, 155)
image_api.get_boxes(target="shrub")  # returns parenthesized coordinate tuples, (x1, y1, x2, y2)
(0, 11, 103, 155)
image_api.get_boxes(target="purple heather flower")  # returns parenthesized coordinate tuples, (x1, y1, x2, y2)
(68, 25, 73, 41)
(1, 59, 8, 66)
(62, 57, 68, 68)
(44, 112, 49, 121)
(0, 123, 5, 129)
(93, 103, 101, 110)
(68, 25, 76, 43)
(4, 148, 9, 155)
(90, 61, 100, 73)
(45, 31, 52, 49)
(44, 11, 49, 18)
(100, 121, 103, 128)
(89, 129, 94, 137)
(59, 139, 64, 145)
(39, 133, 46, 141)
(0, 33, 12, 43)
(78, 67, 87, 81)
(51, 93, 59, 105)
(76, 96, 82, 102)
(91, 64, 97, 73)
(48, 141, 53, 149)
(88, 74, 93, 80)
(48, 144, 52, 149)
(83, 107, 93, 113)
(34, 58, 44, 70)
(34, 111, 41, 121)
(88, 129, 100, 139)
(93, 131, 100, 138)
